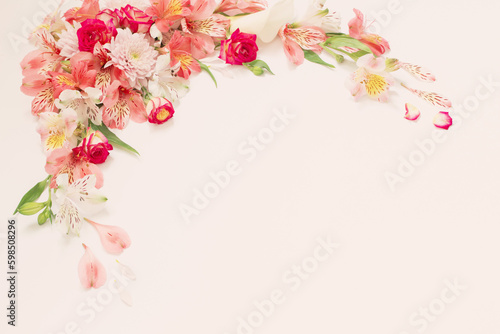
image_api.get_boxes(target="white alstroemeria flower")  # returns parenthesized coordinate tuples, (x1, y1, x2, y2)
(37, 108, 78, 153)
(55, 88, 103, 125)
(54, 174, 107, 236)
(230, 0, 296, 43)
(148, 55, 190, 101)
(296, 0, 341, 33)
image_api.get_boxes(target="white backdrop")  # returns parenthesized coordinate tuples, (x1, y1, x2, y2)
(1, 0, 500, 333)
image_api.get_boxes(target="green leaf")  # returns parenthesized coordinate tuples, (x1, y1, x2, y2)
(325, 35, 372, 54)
(303, 50, 335, 69)
(196, 60, 218, 87)
(90, 122, 140, 156)
(13, 176, 50, 215)
(244, 60, 275, 75)
(18, 202, 46, 216)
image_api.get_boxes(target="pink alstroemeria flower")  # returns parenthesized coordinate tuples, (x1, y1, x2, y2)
(279, 24, 327, 65)
(433, 112, 453, 130)
(102, 81, 148, 130)
(181, 0, 231, 59)
(49, 52, 98, 99)
(86, 219, 132, 254)
(145, 0, 192, 33)
(347, 54, 394, 102)
(45, 147, 104, 189)
(165, 31, 201, 79)
(79, 244, 107, 289)
(348, 9, 390, 56)
(64, 0, 101, 24)
(216, 0, 268, 16)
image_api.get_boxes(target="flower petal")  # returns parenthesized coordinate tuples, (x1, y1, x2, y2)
(86, 219, 131, 254)
(404, 103, 421, 121)
(433, 111, 453, 130)
(399, 62, 436, 82)
(402, 83, 452, 109)
(78, 244, 107, 289)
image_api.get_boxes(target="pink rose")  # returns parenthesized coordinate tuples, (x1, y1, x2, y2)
(77, 19, 116, 52)
(87, 143, 113, 164)
(96, 6, 153, 34)
(72, 130, 113, 164)
(146, 98, 175, 125)
(219, 29, 259, 65)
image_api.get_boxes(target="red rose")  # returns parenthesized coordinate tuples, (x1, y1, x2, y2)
(219, 29, 259, 65)
(77, 19, 116, 52)
(87, 143, 113, 164)
(146, 97, 175, 125)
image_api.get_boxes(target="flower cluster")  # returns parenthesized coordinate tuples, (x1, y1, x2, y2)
(17, 0, 454, 290)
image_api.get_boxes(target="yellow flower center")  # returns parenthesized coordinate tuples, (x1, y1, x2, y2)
(156, 108, 170, 122)
(364, 74, 389, 97)
(46, 131, 65, 150)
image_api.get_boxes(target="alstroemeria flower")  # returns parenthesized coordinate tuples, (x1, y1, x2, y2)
(49, 52, 98, 99)
(433, 112, 453, 130)
(404, 103, 421, 121)
(146, 97, 175, 124)
(102, 81, 148, 129)
(220, 29, 259, 65)
(46, 148, 104, 189)
(166, 31, 201, 79)
(278, 24, 326, 65)
(64, 0, 101, 24)
(78, 244, 107, 289)
(348, 9, 390, 56)
(401, 83, 452, 109)
(148, 54, 190, 101)
(347, 54, 394, 102)
(145, 0, 191, 32)
(296, 0, 341, 33)
(54, 174, 107, 235)
(216, 0, 268, 16)
(181, 0, 231, 59)
(55, 87, 103, 125)
(37, 108, 79, 153)
(86, 219, 131, 254)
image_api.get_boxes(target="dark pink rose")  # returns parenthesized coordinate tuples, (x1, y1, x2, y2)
(87, 142, 113, 164)
(146, 97, 175, 125)
(219, 29, 259, 65)
(77, 19, 116, 52)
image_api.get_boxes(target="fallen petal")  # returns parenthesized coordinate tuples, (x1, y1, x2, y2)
(404, 103, 421, 121)
(116, 260, 137, 281)
(402, 83, 452, 109)
(433, 112, 453, 130)
(86, 219, 131, 254)
(399, 62, 436, 82)
(78, 244, 107, 289)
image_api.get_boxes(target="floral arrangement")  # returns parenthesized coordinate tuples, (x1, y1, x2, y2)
(17, 0, 453, 289)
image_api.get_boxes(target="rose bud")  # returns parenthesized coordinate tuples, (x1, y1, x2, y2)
(146, 97, 175, 125)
